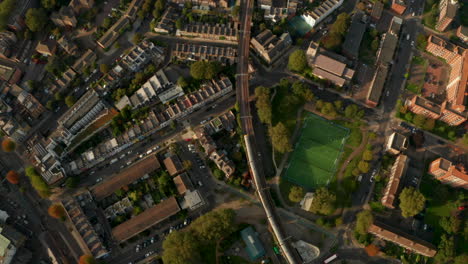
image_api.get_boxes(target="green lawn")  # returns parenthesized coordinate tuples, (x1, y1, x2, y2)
(283, 113, 349, 190)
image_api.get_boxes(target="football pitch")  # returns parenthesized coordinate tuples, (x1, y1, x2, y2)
(283, 113, 349, 190)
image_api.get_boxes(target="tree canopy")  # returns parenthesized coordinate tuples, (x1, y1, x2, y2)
(355, 210, 373, 235)
(398, 187, 425, 218)
(254, 86, 272, 124)
(288, 50, 307, 72)
(270, 122, 292, 153)
(25, 8, 47, 32)
(25, 166, 50, 198)
(5, 170, 19, 184)
(0, 0, 15, 30)
(65, 95, 76, 107)
(162, 209, 236, 263)
(292, 81, 314, 101)
(440, 215, 461, 234)
(434, 234, 455, 264)
(100, 64, 109, 74)
(79, 255, 97, 264)
(309, 188, 336, 215)
(48, 204, 66, 219)
(190, 61, 220, 80)
(289, 186, 304, 203)
(2, 138, 15, 152)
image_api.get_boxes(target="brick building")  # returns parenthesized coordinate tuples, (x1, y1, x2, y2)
(391, 0, 407, 15)
(176, 23, 237, 42)
(381, 155, 409, 209)
(435, 0, 458, 32)
(429, 157, 468, 189)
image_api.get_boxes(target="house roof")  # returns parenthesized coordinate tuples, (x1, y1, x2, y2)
(163, 155, 184, 176)
(92, 155, 160, 200)
(367, 64, 389, 104)
(112, 197, 180, 242)
(371, 1, 384, 19)
(173, 172, 193, 195)
(389, 132, 407, 151)
(35, 40, 57, 55)
(369, 221, 437, 257)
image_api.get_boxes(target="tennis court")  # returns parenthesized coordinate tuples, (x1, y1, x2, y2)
(284, 113, 349, 190)
(288, 16, 313, 36)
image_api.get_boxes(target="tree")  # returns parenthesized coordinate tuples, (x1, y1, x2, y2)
(41, 0, 56, 10)
(434, 234, 455, 264)
(423, 118, 435, 131)
(270, 122, 292, 153)
(48, 204, 66, 220)
(355, 210, 373, 235)
(357, 2, 366, 11)
(232, 5, 240, 17)
(413, 114, 426, 128)
(190, 61, 219, 80)
(440, 215, 461, 234)
(358, 161, 369, 173)
(5, 170, 19, 184)
(398, 187, 425, 218)
(54, 92, 63, 101)
(288, 50, 307, 72)
(46, 100, 56, 111)
(102, 17, 112, 29)
(25, 8, 47, 32)
(100, 64, 109, 74)
(454, 255, 468, 264)
(65, 95, 76, 107)
(162, 230, 201, 264)
(344, 104, 358, 118)
(133, 206, 143, 216)
(2, 138, 15, 152)
(309, 188, 336, 215)
(155, 0, 165, 11)
(288, 186, 304, 203)
(25, 166, 51, 198)
(321, 102, 337, 117)
(212, 168, 225, 180)
(334, 100, 343, 111)
(190, 209, 236, 242)
(321, 33, 342, 51)
(331, 13, 350, 36)
(132, 32, 144, 44)
(183, 160, 192, 170)
(362, 150, 373, 161)
(175, 18, 184, 29)
(79, 255, 97, 264)
(65, 177, 79, 188)
(177, 76, 188, 88)
(255, 86, 272, 124)
(416, 34, 428, 50)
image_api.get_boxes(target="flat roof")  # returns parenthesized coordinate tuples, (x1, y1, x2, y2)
(343, 11, 366, 58)
(313, 54, 346, 76)
(92, 155, 160, 201)
(111, 197, 180, 242)
(312, 68, 346, 87)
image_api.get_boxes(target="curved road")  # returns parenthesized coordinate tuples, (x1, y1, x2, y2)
(236, 1, 300, 263)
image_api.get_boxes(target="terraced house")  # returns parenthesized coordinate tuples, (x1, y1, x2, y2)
(176, 23, 238, 42)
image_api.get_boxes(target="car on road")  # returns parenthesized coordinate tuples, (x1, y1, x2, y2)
(411, 40, 415, 47)
(96, 178, 103, 183)
(198, 181, 203, 187)
(146, 149, 153, 155)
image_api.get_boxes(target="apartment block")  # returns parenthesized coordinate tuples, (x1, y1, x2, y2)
(301, 0, 344, 28)
(391, 0, 407, 15)
(369, 221, 437, 257)
(121, 40, 164, 72)
(436, 0, 458, 32)
(17, 91, 46, 119)
(57, 89, 109, 144)
(306, 41, 355, 87)
(173, 43, 237, 65)
(406, 96, 467, 126)
(176, 23, 237, 42)
(251, 29, 292, 64)
(342, 11, 367, 59)
(381, 154, 409, 209)
(130, 69, 184, 106)
(429, 157, 468, 189)
(0, 63, 22, 84)
(27, 135, 66, 184)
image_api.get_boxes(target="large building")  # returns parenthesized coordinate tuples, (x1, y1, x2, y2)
(369, 221, 437, 257)
(250, 29, 292, 64)
(57, 89, 110, 144)
(342, 11, 367, 59)
(436, 0, 458, 32)
(0, 224, 27, 264)
(121, 40, 164, 72)
(301, 0, 344, 28)
(386, 132, 408, 155)
(381, 155, 409, 209)
(173, 43, 237, 65)
(131, 69, 184, 106)
(407, 35, 468, 125)
(429, 157, 468, 189)
(0, 63, 22, 84)
(306, 42, 355, 87)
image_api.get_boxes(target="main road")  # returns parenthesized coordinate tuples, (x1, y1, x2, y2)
(236, 1, 300, 263)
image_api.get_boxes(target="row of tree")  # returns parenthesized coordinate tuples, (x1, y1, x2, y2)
(190, 61, 221, 80)
(162, 209, 236, 264)
(25, 166, 51, 198)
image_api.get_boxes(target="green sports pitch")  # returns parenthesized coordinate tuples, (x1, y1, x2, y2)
(283, 113, 349, 190)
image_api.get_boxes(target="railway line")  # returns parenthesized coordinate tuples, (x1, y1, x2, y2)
(236, 1, 300, 263)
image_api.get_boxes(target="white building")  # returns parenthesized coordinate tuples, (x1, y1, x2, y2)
(301, 0, 344, 28)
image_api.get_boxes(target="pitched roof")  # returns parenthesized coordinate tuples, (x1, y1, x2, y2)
(111, 197, 180, 242)
(381, 154, 408, 209)
(92, 155, 161, 200)
(163, 155, 184, 176)
(173, 172, 193, 195)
